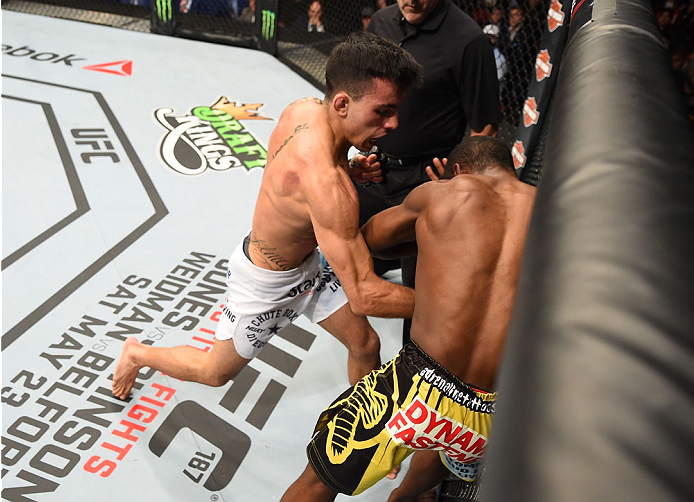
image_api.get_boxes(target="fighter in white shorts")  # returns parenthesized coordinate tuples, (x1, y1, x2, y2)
(112, 34, 418, 401)
(216, 234, 348, 359)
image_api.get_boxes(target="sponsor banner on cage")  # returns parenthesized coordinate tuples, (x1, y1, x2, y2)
(511, 0, 571, 179)
(523, 96, 540, 127)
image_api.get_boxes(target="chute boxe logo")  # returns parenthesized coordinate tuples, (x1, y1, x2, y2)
(155, 97, 272, 175)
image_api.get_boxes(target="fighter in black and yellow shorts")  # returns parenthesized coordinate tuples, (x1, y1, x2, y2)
(306, 340, 497, 496)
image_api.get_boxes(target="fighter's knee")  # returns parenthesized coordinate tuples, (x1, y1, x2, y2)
(200, 366, 239, 387)
(350, 328, 380, 360)
(204, 373, 231, 387)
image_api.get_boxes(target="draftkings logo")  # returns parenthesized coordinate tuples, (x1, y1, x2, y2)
(154, 97, 272, 175)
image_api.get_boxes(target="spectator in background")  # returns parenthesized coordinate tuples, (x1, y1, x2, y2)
(484, 23, 508, 95)
(358, 0, 501, 346)
(239, 0, 255, 22)
(180, 0, 235, 17)
(657, 7, 674, 43)
(490, 4, 504, 25)
(499, 4, 537, 124)
(228, 0, 247, 19)
(524, 0, 547, 41)
(504, 4, 525, 45)
(361, 6, 375, 31)
(473, 0, 494, 26)
(657, 0, 694, 124)
(375, 0, 388, 9)
(669, 0, 694, 50)
(294, 0, 328, 33)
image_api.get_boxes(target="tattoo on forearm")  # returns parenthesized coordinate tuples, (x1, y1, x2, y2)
(273, 123, 309, 159)
(250, 233, 293, 271)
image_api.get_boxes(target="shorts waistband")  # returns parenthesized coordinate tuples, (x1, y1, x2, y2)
(235, 233, 319, 272)
(404, 341, 497, 410)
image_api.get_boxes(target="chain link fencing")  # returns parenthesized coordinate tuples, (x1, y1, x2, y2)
(3, 0, 551, 154)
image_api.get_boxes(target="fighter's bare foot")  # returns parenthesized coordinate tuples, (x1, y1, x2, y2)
(112, 337, 143, 400)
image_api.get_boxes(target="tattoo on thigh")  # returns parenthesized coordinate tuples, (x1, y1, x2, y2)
(250, 232, 293, 271)
(273, 123, 308, 159)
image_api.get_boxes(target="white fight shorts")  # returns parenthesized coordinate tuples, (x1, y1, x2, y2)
(215, 236, 348, 359)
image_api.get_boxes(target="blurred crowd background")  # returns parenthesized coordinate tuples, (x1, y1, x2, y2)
(3, 0, 692, 141)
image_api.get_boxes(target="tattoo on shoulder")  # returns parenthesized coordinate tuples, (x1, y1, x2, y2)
(273, 123, 309, 159)
(292, 97, 324, 106)
(249, 233, 293, 271)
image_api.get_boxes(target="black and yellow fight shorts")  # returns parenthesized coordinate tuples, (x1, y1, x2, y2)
(306, 340, 497, 496)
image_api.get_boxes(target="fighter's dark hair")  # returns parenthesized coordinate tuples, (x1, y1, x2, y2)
(444, 136, 516, 178)
(325, 32, 422, 100)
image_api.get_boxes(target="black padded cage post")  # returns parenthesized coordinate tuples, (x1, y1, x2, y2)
(480, 0, 694, 500)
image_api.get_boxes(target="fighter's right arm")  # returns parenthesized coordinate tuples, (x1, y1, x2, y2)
(305, 167, 414, 318)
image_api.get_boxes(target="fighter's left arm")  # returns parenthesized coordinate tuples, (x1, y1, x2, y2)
(360, 183, 435, 259)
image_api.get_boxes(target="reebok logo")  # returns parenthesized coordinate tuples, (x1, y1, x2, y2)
(1, 44, 85, 65)
(2, 44, 132, 75)
(83, 60, 133, 76)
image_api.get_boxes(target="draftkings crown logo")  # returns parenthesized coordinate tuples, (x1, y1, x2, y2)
(154, 97, 272, 175)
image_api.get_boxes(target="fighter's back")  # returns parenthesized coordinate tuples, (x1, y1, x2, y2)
(411, 174, 536, 390)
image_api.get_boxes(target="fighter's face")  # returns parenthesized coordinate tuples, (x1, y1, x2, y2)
(397, 0, 439, 24)
(347, 79, 402, 151)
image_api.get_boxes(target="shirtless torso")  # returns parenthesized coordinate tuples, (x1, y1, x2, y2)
(249, 98, 351, 271)
(111, 31, 421, 400)
(410, 174, 536, 390)
(248, 92, 415, 319)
